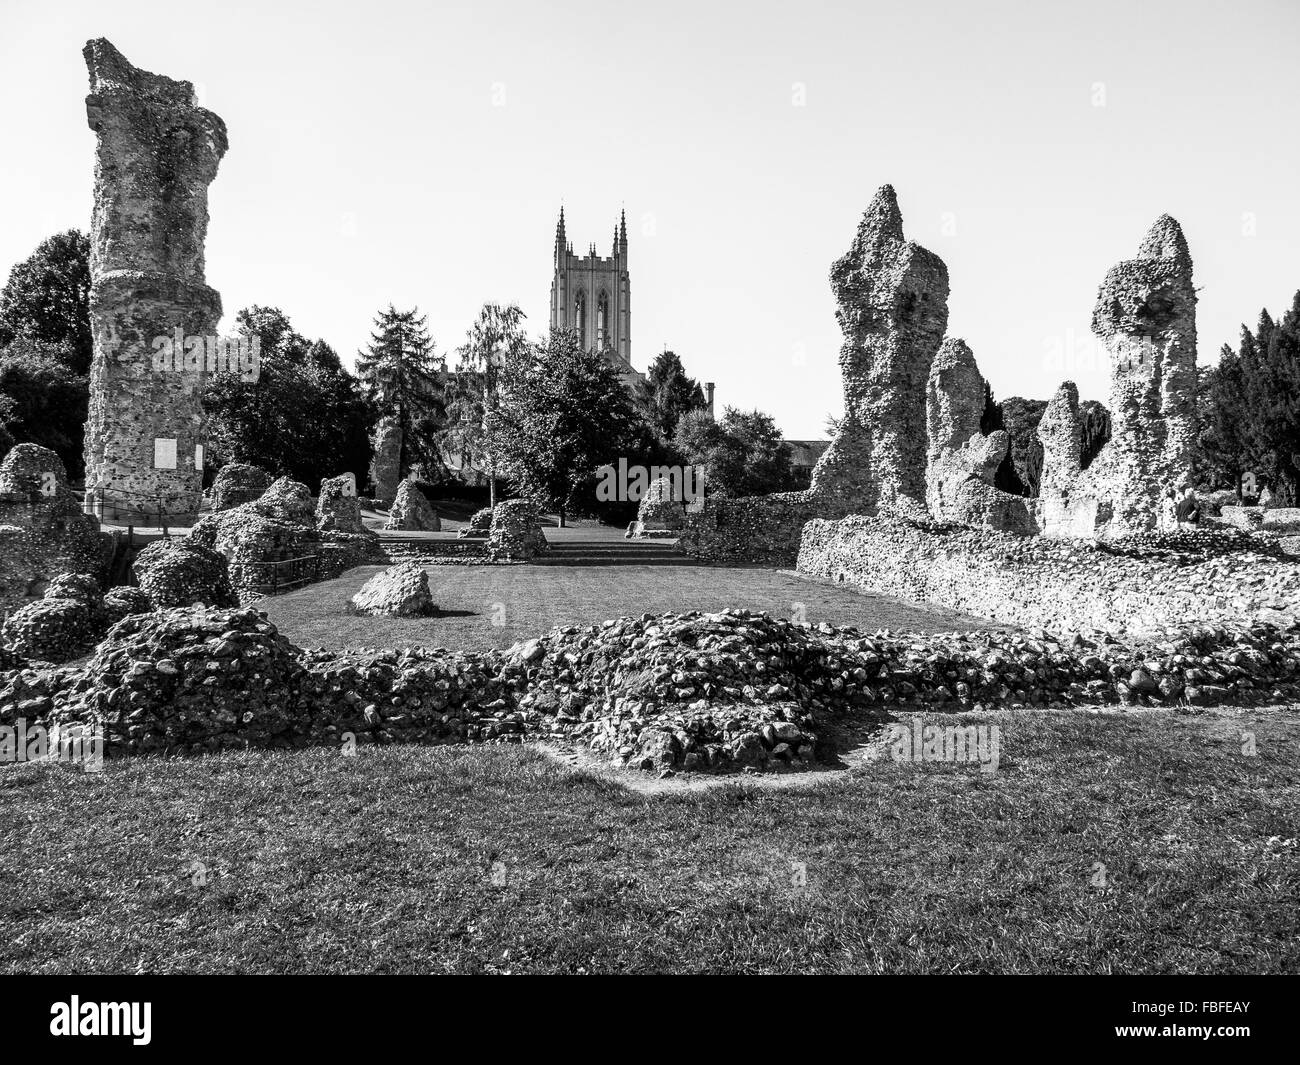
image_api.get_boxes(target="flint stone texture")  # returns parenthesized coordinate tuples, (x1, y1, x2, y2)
(318, 474, 368, 534)
(0, 444, 107, 615)
(1038, 216, 1197, 538)
(132, 537, 235, 608)
(383, 479, 441, 531)
(681, 186, 949, 563)
(190, 476, 381, 603)
(630, 476, 687, 538)
(350, 561, 437, 617)
(81, 39, 228, 525)
(458, 506, 494, 538)
(925, 339, 1036, 534)
(799, 513, 1299, 638)
(14, 602, 1300, 765)
(487, 500, 548, 560)
(369, 415, 401, 505)
(212, 463, 272, 511)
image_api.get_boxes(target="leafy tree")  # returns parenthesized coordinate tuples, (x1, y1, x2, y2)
(645, 350, 705, 441)
(441, 303, 528, 505)
(489, 328, 655, 526)
(205, 306, 375, 488)
(0, 230, 93, 375)
(356, 305, 445, 483)
(674, 405, 796, 498)
(0, 339, 89, 476)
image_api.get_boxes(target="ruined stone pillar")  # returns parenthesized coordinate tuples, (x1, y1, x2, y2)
(818, 185, 949, 514)
(1088, 215, 1198, 534)
(82, 39, 228, 526)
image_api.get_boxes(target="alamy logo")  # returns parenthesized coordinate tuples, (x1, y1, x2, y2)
(49, 997, 151, 1045)
(151, 328, 261, 381)
(0, 719, 102, 772)
(888, 720, 1000, 774)
(594, 459, 704, 509)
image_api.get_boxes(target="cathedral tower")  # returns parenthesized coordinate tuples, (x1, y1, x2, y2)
(549, 208, 642, 388)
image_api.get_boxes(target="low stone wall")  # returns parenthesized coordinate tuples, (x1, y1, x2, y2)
(798, 514, 1300, 637)
(5, 605, 1298, 772)
(679, 491, 826, 565)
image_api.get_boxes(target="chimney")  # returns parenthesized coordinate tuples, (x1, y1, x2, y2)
(705, 382, 715, 416)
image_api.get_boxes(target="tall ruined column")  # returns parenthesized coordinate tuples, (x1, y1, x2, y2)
(82, 39, 228, 525)
(1088, 215, 1197, 534)
(814, 185, 949, 514)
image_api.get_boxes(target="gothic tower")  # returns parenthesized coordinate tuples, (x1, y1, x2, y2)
(549, 207, 643, 389)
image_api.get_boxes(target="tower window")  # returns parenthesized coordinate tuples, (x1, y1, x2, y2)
(597, 291, 609, 349)
(574, 291, 587, 348)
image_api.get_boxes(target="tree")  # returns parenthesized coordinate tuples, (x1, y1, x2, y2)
(489, 328, 654, 526)
(441, 303, 528, 506)
(1203, 296, 1300, 504)
(355, 305, 445, 482)
(204, 306, 375, 488)
(645, 350, 705, 441)
(0, 340, 89, 476)
(674, 405, 796, 498)
(0, 230, 93, 374)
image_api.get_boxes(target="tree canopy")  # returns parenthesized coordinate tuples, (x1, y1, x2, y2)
(489, 328, 658, 525)
(0, 229, 93, 375)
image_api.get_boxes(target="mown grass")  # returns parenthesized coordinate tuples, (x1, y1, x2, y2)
(2, 708, 1297, 973)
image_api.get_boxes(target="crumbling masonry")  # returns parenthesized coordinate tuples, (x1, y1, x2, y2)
(681, 186, 949, 562)
(81, 39, 228, 525)
(1037, 216, 1198, 537)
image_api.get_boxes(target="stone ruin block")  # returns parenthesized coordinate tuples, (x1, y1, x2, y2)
(319, 473, 369, 534)
(458, 506, 494, 538)
(629, 476, 687, 538)
(0, 444, 106, 615)
(681, 186, 949, 562)
(369, 415, 402, 506)
(383, 478, 441, 532)
(80, 39, 229, 525)
(1037, 216, 1197, 538)
(924, 338, 1035, 534)
(487, 499, 548, 561)
(350, 561, 437, 617)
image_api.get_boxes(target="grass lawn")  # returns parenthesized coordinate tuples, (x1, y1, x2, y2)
(3, 706, 1297, 974)
(262, 563, 998, 652)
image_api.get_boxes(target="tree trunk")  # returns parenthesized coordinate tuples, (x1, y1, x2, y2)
(489, 472, 497, 508)
(558, 502, 566, 528)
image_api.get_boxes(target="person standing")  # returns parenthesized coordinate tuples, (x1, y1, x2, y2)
(1175, 485, 1200, 526)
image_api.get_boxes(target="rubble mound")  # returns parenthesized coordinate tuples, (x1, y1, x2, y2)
(44, 572, 103, 604)
(458, 506, 494, 538)
(487, 500, 548, 560)
(133, 538, 236, 608)
(248, 477, 316, 525)
(211, 464, 273, 511)
(102, 585, 154, 622)
(350, 562, 437, 617)
(0, 596, 102, 663)
(383, 479, 441, 531)
(52, 605, 309, 753)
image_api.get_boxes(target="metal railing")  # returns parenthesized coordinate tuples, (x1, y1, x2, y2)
(239, 554, 323, 597)
(82, 486, 207, 536)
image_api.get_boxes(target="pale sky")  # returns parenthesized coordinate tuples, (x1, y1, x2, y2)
(2, 0, 1297, 438)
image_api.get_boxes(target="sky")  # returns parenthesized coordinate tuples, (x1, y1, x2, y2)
(1, 0, 1298, 438)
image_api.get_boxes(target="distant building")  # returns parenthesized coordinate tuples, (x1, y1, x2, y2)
(785, 439, 830, 484)
(549, 207, 646, 391)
